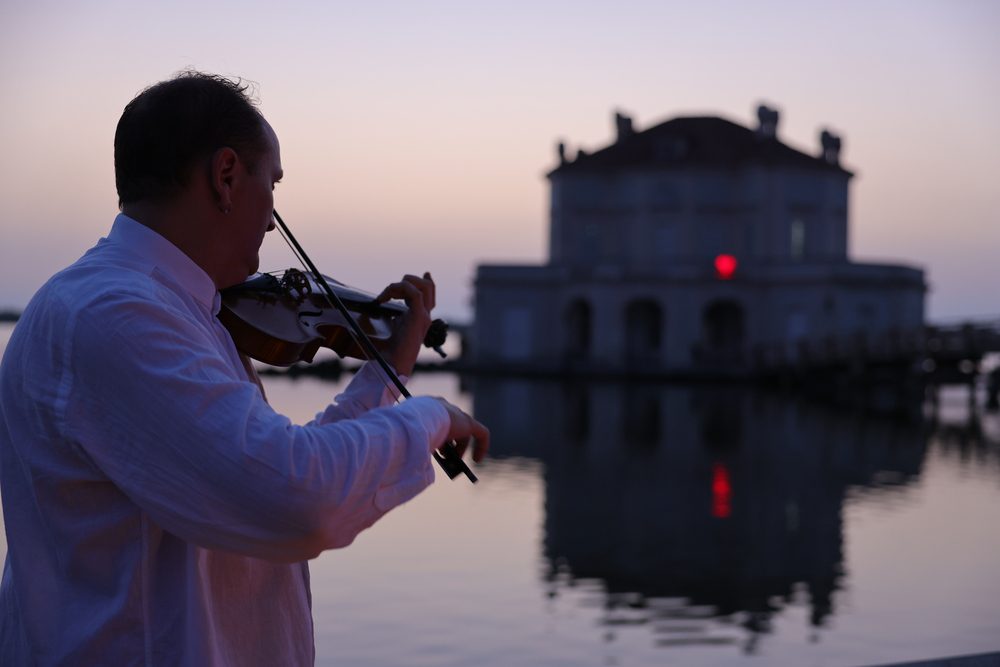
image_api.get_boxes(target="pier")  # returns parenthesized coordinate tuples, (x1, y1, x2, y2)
(753, 317, 1000, 408)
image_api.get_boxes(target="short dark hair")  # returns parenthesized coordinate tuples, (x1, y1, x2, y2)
(114, 71, 267, 207)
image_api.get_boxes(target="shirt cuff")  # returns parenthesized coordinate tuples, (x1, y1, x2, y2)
(372, 396, 450, 512)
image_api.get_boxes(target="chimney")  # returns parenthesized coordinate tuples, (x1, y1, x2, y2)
(556, 140, 568, 165)
(614, 111, 634, 142)
(819, 129, 842, 165)
(756, 104, 779, 139)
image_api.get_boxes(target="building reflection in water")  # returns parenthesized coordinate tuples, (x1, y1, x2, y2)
(470, 378, 930, 653)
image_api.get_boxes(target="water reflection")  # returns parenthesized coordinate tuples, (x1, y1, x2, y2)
(471, 378, 935, 653)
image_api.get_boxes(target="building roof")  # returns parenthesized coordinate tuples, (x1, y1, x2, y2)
(548, 115, 853, 177)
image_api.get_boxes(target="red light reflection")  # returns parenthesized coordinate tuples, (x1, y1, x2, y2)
(712, 463, 732, 518)
(715, 254, 738, 280)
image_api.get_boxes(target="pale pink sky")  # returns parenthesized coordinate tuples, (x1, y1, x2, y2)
(1, 0, 997, 320)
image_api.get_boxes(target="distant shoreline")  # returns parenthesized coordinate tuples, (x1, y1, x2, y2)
(0, 311, 20, 323)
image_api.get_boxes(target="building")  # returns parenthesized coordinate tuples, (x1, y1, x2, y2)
(471, 104, 926, 374)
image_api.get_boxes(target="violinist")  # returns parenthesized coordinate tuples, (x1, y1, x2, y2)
(0, 71, 488, 666)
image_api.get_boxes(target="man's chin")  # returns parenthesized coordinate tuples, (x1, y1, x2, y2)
(218, 265, 258, 290)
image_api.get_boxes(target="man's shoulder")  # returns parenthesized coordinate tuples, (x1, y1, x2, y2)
(47, 246, 161, 310)
(5, 247, 171, 377)
(26, 244, 185, 332)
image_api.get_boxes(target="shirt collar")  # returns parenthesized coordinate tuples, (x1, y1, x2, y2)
(107, 213, 219, 313)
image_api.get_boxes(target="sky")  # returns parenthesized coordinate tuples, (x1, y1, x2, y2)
(0, 0, 998, 322)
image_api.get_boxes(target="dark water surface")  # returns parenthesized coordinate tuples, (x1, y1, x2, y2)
(1, 323, 998, 666)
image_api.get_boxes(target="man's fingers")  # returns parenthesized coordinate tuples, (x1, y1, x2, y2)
(375, 281, 425, 311)
(423, 272, 436, 311)
(452, 417, 490, 463)
(434, 397, 489, 464)
(452, 437, 469, 460)
(442, 435, 485, 464)
(470, 421, 490, 462)
(402, 273, 435, 312)
(376, 273, 435, 313)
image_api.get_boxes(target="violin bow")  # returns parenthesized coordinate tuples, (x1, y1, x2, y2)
(271, 210, 477, 483)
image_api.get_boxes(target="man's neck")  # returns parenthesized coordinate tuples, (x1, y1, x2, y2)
(121, 200, 224, 289)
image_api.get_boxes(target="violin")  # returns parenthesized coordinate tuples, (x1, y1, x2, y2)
(219, 269, 449, 367)
(218, 210, 476, 483)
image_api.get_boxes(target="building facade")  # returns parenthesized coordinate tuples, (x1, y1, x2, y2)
(472, 105, 925, 374)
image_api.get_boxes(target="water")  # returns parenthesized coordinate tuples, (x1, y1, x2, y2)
(1, 322, 999, 665)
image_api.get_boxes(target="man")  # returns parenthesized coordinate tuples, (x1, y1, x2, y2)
(0, 71, 488, 665)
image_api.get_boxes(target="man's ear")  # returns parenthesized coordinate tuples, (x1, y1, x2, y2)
(210, 147, 240, 213)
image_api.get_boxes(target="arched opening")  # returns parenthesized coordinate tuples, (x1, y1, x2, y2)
(565, 299, 591, 361)
(700, 299, 745, 365)
(625, 299, 662, 366)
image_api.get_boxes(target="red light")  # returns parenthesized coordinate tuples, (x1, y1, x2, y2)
(712, 463, 732, 518)
(714, 254, 737, 280)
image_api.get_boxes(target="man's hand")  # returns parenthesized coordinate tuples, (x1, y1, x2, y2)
(375, 272, 435, 376)
(434, 398, 490, 463)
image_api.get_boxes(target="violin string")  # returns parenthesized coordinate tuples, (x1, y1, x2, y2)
(272, 221, 404, 405)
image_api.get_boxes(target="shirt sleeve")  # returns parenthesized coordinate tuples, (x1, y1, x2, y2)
(63, 294, 449, 562)
(308, 362, 409, 426)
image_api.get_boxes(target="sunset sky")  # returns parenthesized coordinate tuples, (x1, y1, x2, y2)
(1, 0, 997, 321)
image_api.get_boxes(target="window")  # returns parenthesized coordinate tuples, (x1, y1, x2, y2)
(790, 218, 805, 260)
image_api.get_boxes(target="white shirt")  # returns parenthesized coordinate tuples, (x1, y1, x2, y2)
(0, 214, 448, 666)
